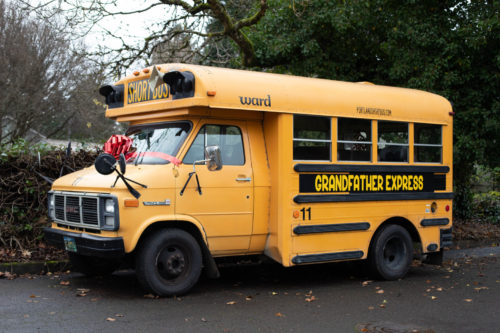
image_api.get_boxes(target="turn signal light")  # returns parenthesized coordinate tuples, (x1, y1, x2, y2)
(124, 199, 139, 207)
(293, 210, 300, 219)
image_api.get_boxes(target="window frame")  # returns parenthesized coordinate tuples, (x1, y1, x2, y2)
(336, 117, 372, 162)
(292, 115, 332, 162)
(413, 123, 443, 164)
(182, 123, 246, 166)
(377, 120, 409, 163)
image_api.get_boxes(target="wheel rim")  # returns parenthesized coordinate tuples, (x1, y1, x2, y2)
(382, 236, 406, 270)
(155, 244, 190, 282)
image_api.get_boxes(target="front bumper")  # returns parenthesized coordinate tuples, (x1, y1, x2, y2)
(44, 228, 125, 258)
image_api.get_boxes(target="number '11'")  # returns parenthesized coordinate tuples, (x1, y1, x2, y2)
(300, 207, 311, 220)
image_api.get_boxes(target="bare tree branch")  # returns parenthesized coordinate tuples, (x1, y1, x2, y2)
(22, 0, 268, 72)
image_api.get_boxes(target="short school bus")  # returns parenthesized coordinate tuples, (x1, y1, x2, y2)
(44, 64, 453, 296)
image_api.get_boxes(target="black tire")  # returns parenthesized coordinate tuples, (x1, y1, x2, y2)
(68, 253, 120, 276)
(135, 228, 202, 296)
(368, 224, 413, 280)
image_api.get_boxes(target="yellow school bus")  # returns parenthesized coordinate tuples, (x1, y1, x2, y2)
(44, 64, 453, 296)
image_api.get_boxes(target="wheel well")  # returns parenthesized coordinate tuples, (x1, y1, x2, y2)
(133, 221, 219, 278)
(136, 221, 206, 252)
(369, 217, 422, 255)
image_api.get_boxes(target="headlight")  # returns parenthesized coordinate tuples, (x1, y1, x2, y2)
(105, 199, 115, 213)
(48, 193, 55, 220)
(100, 196, 119, 231)
(105, 216, 115, 226)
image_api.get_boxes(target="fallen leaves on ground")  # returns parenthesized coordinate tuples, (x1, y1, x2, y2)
(106, 317, 116, 322)
(362, 280, 373, 287)
(0, 271, 16, 280)
(76, 288, 90, 297)
(59, 280, 70, 286)
(275, 312, 284, 317)
(226, 301, 236, 305)
(144, 294, 159, 299)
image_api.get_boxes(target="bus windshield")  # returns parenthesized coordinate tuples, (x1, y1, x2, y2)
(126, 122, 191, 165)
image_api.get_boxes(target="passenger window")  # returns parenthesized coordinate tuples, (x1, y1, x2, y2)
(337, 118, 371, 161)
(378, 121, 408, 162)
(414, 124, 442, 163)
(293, 115, 331, 161)
(183, 125, 245, 165)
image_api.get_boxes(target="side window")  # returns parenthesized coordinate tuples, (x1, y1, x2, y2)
(183, 125, 245, 165)
(378, 121, 408, 162)
(414, 123, 442, 163)
(293, 115, 331, 161)
(337, 118, 372, 161)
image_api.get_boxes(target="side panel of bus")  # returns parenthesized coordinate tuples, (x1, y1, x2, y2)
(263, 113, 452, 267)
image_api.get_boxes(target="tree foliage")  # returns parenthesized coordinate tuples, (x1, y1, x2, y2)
(244, 0, 499, 217)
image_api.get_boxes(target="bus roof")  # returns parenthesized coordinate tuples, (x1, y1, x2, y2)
(106, 63, 452, 124)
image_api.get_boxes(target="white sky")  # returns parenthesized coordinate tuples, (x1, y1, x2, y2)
(22, 0, 178, 74)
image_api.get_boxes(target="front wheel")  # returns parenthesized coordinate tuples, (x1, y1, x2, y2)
(135, 228, 202, 296)
(369, 224, 413, 280)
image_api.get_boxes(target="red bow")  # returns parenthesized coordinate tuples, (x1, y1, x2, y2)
(103, 135, 133, 159)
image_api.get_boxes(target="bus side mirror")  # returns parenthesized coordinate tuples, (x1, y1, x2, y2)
(205, 146, 222, 171)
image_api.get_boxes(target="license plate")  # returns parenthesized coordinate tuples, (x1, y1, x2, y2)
(63, 236, 77, 252)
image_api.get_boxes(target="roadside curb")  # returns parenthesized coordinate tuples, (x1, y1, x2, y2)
(445, 245, 500, 259)
(0, 260, 70, 275)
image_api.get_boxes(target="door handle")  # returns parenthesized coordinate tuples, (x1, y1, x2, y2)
(236, 177, 252, 182)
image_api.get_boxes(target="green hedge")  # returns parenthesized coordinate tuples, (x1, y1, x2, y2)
(0, 140, 99, 250)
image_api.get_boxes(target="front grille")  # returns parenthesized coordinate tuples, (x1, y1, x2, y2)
(53, 193, 100, 229)
(82, 197, 99, 225)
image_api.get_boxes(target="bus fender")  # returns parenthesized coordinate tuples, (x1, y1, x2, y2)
(130, 214, 219, 279)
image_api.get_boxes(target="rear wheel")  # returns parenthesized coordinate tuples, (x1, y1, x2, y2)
(369, 224, 413, 280)
(135, 228, 202, 296)
(68, 253, 120, 276)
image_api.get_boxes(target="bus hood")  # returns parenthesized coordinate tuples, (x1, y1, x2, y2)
(52, 164, 176, 192)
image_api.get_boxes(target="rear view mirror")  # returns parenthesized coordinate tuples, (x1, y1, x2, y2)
(95, 153, 116, 175)
(118, 153, 126, 174)
(205, 146, 222, 171)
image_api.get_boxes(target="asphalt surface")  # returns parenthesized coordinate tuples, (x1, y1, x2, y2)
(1, 247, 499, 333)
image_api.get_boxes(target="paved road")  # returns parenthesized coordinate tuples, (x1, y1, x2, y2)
(1, 247, 499, 333)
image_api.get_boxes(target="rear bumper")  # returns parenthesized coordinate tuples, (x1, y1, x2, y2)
(44, 227, 125, 258)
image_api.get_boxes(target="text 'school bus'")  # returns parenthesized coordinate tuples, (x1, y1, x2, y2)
(44, 64, 453, 296)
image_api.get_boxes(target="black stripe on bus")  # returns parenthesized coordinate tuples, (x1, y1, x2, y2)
(421, 218, 450, 227)
(292, 251, 364, 264)
(294, 192, 454, 203)
(293, 223, 370, 235)
(294, 164, 450, 174)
